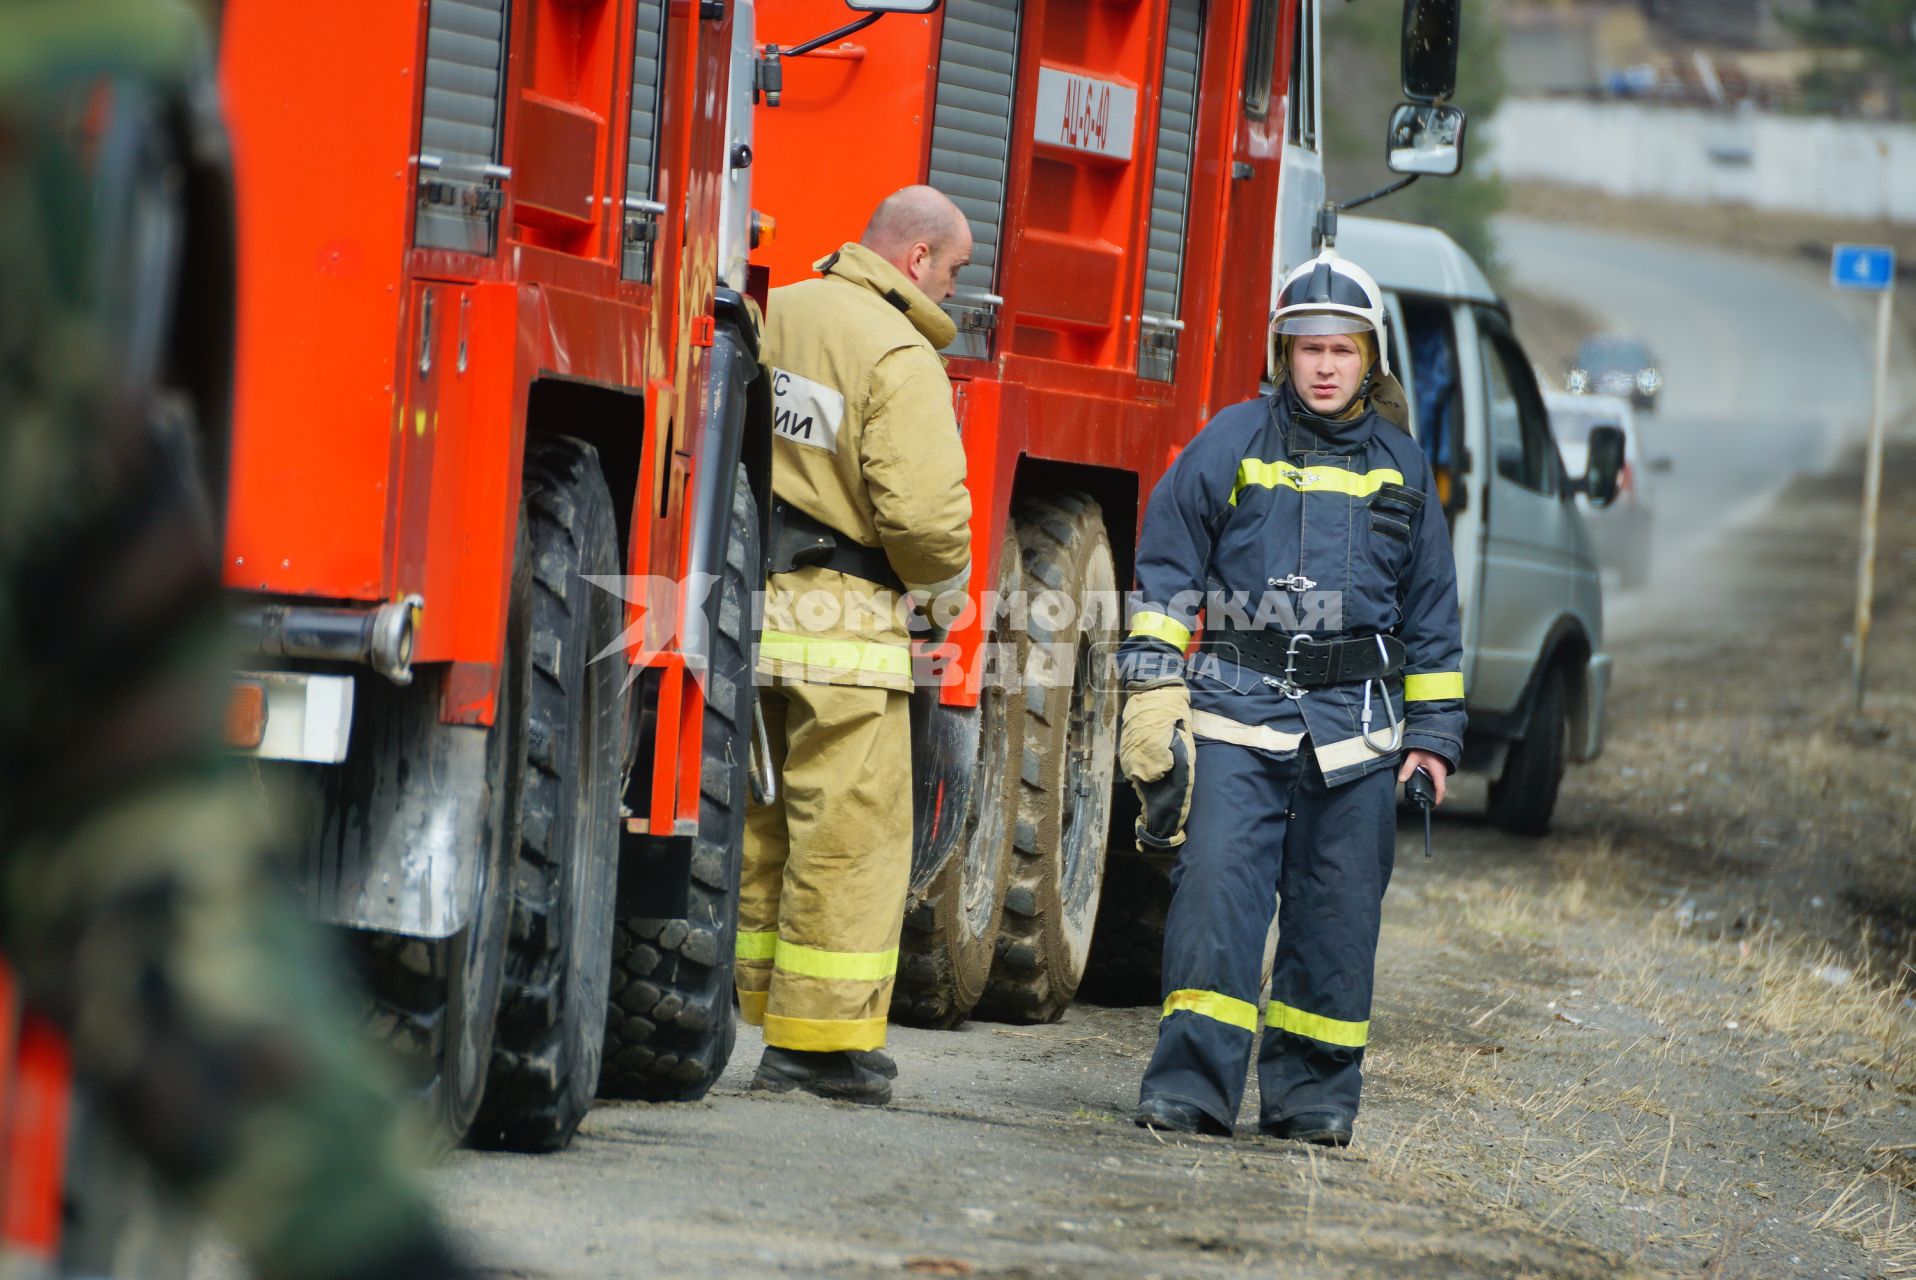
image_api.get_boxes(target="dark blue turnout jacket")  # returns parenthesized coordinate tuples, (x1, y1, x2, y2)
(1118, 385, 1466, 785)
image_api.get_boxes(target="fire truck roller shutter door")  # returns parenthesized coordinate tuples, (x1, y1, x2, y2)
(1140, 0, 1203, 381)
(417, 0, 509, 253)
(622, 0, 668, 281)
(929, 0, 1020, 358)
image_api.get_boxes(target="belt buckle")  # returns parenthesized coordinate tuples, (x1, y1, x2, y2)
(1274, 632, 1315, 700)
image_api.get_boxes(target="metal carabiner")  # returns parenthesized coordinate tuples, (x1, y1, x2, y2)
(1360, 636, 1403, 754)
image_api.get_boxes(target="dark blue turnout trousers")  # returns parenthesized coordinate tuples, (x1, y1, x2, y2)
(1139, 738, 1398, 1132)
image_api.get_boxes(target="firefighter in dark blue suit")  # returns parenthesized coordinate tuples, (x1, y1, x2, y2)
(1117, 250, 1466, 1146)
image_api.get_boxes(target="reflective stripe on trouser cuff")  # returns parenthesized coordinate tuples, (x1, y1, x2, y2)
(1404, 671, 1465, 701)
(758, 630, 912, 679)
(1161, 988, 1259, 1033)
(738, 932, 900, 983)
(1189, 710, 1305, 754)
(1265, 1000, 1369, 1048)
(1314, 722, 1406, 774)
(771, 941, 898, 982)
(763, 1013, 890, 1053)
(1128, 610, 1192, 651)
(737, 989, 768, 1025)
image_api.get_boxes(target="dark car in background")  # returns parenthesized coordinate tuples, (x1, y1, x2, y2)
(1567, 334, 1664, 411)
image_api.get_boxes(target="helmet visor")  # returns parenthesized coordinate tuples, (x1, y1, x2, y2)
(1274, 312, 1373, 337)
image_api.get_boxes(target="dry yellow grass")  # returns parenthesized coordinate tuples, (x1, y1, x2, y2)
(1367, 855, 1915, 1276)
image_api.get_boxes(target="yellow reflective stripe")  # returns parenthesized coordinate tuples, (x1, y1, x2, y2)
(736, 989, 768, 1025)
(1266, 1000, 1369, 1048)
(759, 629, 912, 678)
(735, 930, 778, 961)
(1230, 461, 1404, 505)
(1161, 988, 1259, 1033)
(1128, 610, 1192, 651)
(1404, 671, 1465, 702)
(763, 1013, 889, 1053)
(773, 940, 899, 982)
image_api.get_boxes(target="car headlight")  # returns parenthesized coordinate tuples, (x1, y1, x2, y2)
(1566, 368, 1589, 393)
(1636, 367, 1661, 395)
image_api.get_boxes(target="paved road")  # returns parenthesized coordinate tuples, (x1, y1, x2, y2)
(1498, 216, 1915, 567)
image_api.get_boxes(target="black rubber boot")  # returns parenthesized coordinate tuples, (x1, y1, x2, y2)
(751, 1046, 892, 1105)
(1133, 1096, 1231, 1136)
(1260, 1110, 1353, 1147)
(849, 1048, 897, 1080)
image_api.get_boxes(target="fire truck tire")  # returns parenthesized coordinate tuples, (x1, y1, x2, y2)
(1487, 663, 1568, 837)
(1076, 846, 1171, 1008)
(977, 492, 1120, 1023)
(341, 647, 522, 1149)
(349, 912, 506, 1150)
(891, 529, 1024, 1028)
(470, 436, 624, 1152)
(598, 465, 757, 1101)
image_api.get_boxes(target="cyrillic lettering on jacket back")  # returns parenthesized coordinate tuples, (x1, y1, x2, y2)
(771, 367, 846, 454)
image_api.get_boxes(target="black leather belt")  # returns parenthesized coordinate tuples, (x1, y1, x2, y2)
(1197, 628, 1405, 689)
(768, 499, 904, 592)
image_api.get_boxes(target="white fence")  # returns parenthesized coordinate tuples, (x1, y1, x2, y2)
(1483, 98, 1916, 224)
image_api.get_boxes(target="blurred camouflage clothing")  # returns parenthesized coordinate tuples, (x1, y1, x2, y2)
(0, 4, 463, 1277)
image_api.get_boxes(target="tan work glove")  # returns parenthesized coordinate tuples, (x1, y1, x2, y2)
(1119, 683, 1195, 851)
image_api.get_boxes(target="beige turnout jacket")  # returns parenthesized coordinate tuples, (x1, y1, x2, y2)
(759, 243, 973, 689)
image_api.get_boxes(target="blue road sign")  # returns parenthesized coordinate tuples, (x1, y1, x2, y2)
(1831, 244, 1896, 292)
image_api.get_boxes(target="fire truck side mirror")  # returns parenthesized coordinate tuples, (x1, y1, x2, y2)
(1400, 0, 1461, 103)
(843, 0, 941, 11)
(1385, 103, 1466, 177)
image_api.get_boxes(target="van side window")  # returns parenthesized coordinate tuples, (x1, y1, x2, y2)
(1478, 311, 1558, 496)
(1403, 295, 1464, 520)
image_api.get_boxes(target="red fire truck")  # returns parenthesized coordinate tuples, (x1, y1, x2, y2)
(211, 0, 920, 1151)
(751, 0, 1465, 1022)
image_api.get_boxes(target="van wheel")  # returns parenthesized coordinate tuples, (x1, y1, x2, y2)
(599, 466, 757, 1100)
(470, 437, 624, 1152)
(892, 531, 1024, 1028)
(978, 494, 1120, 1023)
(1487, 665, 1568, 837)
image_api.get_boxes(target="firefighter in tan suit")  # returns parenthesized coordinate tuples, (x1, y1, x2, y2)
(738, 187, 974, 1104)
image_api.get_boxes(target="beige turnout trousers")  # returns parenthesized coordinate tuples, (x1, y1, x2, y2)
(737, 680, 912, 1051)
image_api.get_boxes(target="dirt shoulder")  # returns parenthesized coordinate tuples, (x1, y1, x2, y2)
(1360, 436, 1916, 1277)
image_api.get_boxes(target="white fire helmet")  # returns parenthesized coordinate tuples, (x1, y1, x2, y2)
(1268, 250, 1391, 380)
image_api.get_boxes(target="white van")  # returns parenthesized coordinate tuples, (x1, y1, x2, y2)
(1334, 215, 1616, 834)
